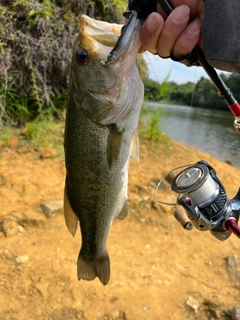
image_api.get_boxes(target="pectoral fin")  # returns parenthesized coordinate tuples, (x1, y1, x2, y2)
(64, 184, 79, 237)
(130, 130, 140, 162)
(107, 123, 125, 168)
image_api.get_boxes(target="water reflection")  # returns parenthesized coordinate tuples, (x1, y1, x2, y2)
(142, 102, 240, 169)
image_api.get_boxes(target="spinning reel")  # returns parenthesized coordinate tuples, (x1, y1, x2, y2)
(155, 160, 240, 241)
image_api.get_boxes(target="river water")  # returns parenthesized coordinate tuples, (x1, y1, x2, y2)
(142, 102, 240, 169)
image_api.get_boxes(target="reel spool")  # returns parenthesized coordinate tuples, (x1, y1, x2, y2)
(171, 164, 218, 207)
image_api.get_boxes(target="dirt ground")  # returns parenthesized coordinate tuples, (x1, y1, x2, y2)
(1, 133, 240, 320)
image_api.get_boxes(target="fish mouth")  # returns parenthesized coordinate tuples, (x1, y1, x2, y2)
(78, 15, 123, 62)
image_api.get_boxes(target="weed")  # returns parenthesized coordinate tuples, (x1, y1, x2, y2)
(139, 108, 170, 144)
(0, 126, 15, 147)
(24, 116, 64, 154)
(148, 110, 162, 142)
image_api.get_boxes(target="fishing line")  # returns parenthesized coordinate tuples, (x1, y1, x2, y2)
(143, 52, 166, 83)
(190, 67, 197, 108)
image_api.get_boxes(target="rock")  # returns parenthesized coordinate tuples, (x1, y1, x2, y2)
(40, 147, 57, 159)
(136, 184, 148, 192)
(1, 214, 25, 237)
(98, 311, 127, 320)
(40, 199, 63, 217)
(143, 305, 151, 311)
(151, 200, 158, 210)
(226, 254, 238, 269)
(16, 210, 46, 227)
(141, 195, 149, 202)
(186, 296, 200, 313)
(116, 311, 127, 320)
(232, 307, 240, 320)
(201, 299, 226, 319)
(16, 147, 31, 154)
(1, 211, 46, 233)
(225, 254, 240, 284)
(49, 307, 86, 320)
(35, 280, 49, 299)
(15, 255, 29, 264)
(149, 180, 157, 188)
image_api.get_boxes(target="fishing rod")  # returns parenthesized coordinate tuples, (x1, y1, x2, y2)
(107, 0, 240, 240)
(158, 0, 240, 135)
(155, 0, 240, 241)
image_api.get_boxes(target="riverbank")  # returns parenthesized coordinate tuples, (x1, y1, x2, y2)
(0, 132, 240, 320)
(142, 102, 240, 169)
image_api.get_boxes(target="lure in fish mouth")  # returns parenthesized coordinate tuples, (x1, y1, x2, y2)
(64, 15, 144, 285)
(105, 0, 158, 64)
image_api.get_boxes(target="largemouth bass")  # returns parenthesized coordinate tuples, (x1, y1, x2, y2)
(64, 14, 144, 285)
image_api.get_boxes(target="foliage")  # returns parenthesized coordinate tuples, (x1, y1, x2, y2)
(163, 81, 195, 105)
(143, 72, 170, 101)
(139, 106, 170, 143)
(0, 114, 64, 155)
(23, 117, 64, 153)
(148, 110, 166, 142)
(0, 0, 127, 125)
(145, 72, 240, 111)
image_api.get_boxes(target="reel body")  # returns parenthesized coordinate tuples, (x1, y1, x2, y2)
(156, 160, 240, 241)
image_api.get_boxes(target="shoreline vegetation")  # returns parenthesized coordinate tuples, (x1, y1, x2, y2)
(1, 0, 240, 128)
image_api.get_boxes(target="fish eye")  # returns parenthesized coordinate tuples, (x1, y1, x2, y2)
(75, 49, 89, 65)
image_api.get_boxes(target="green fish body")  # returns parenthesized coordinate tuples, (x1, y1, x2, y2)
(64, 15, 144, 285)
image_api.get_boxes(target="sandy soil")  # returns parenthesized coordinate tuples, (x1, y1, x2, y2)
(0, 134, 240, 320)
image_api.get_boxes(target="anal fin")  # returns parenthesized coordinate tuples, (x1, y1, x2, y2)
(64, 184, 79, 237)
(115, 201, 128, 220)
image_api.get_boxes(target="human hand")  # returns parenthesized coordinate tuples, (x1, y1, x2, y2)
(139, 0, 204, 60)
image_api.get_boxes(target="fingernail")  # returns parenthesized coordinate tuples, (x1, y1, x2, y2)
(172, 5, 190, 25)
(187, 19, 202, 36)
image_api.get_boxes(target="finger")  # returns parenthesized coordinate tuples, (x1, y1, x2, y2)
(172, 19, 202, 58)
(165, 0, 199, 16)
(157, 5, 190, 57)
(139, 12, 164, 54)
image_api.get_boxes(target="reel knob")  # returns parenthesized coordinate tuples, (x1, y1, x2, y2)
(174, 207, 193, 231)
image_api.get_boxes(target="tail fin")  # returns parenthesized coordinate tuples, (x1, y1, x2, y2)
(77, 253, 110, 286)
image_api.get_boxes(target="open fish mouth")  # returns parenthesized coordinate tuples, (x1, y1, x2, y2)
(78, 15, 123, 62)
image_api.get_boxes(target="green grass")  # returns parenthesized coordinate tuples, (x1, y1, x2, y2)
(139, 108, 170, 144)
(0, 114, 64, 156)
